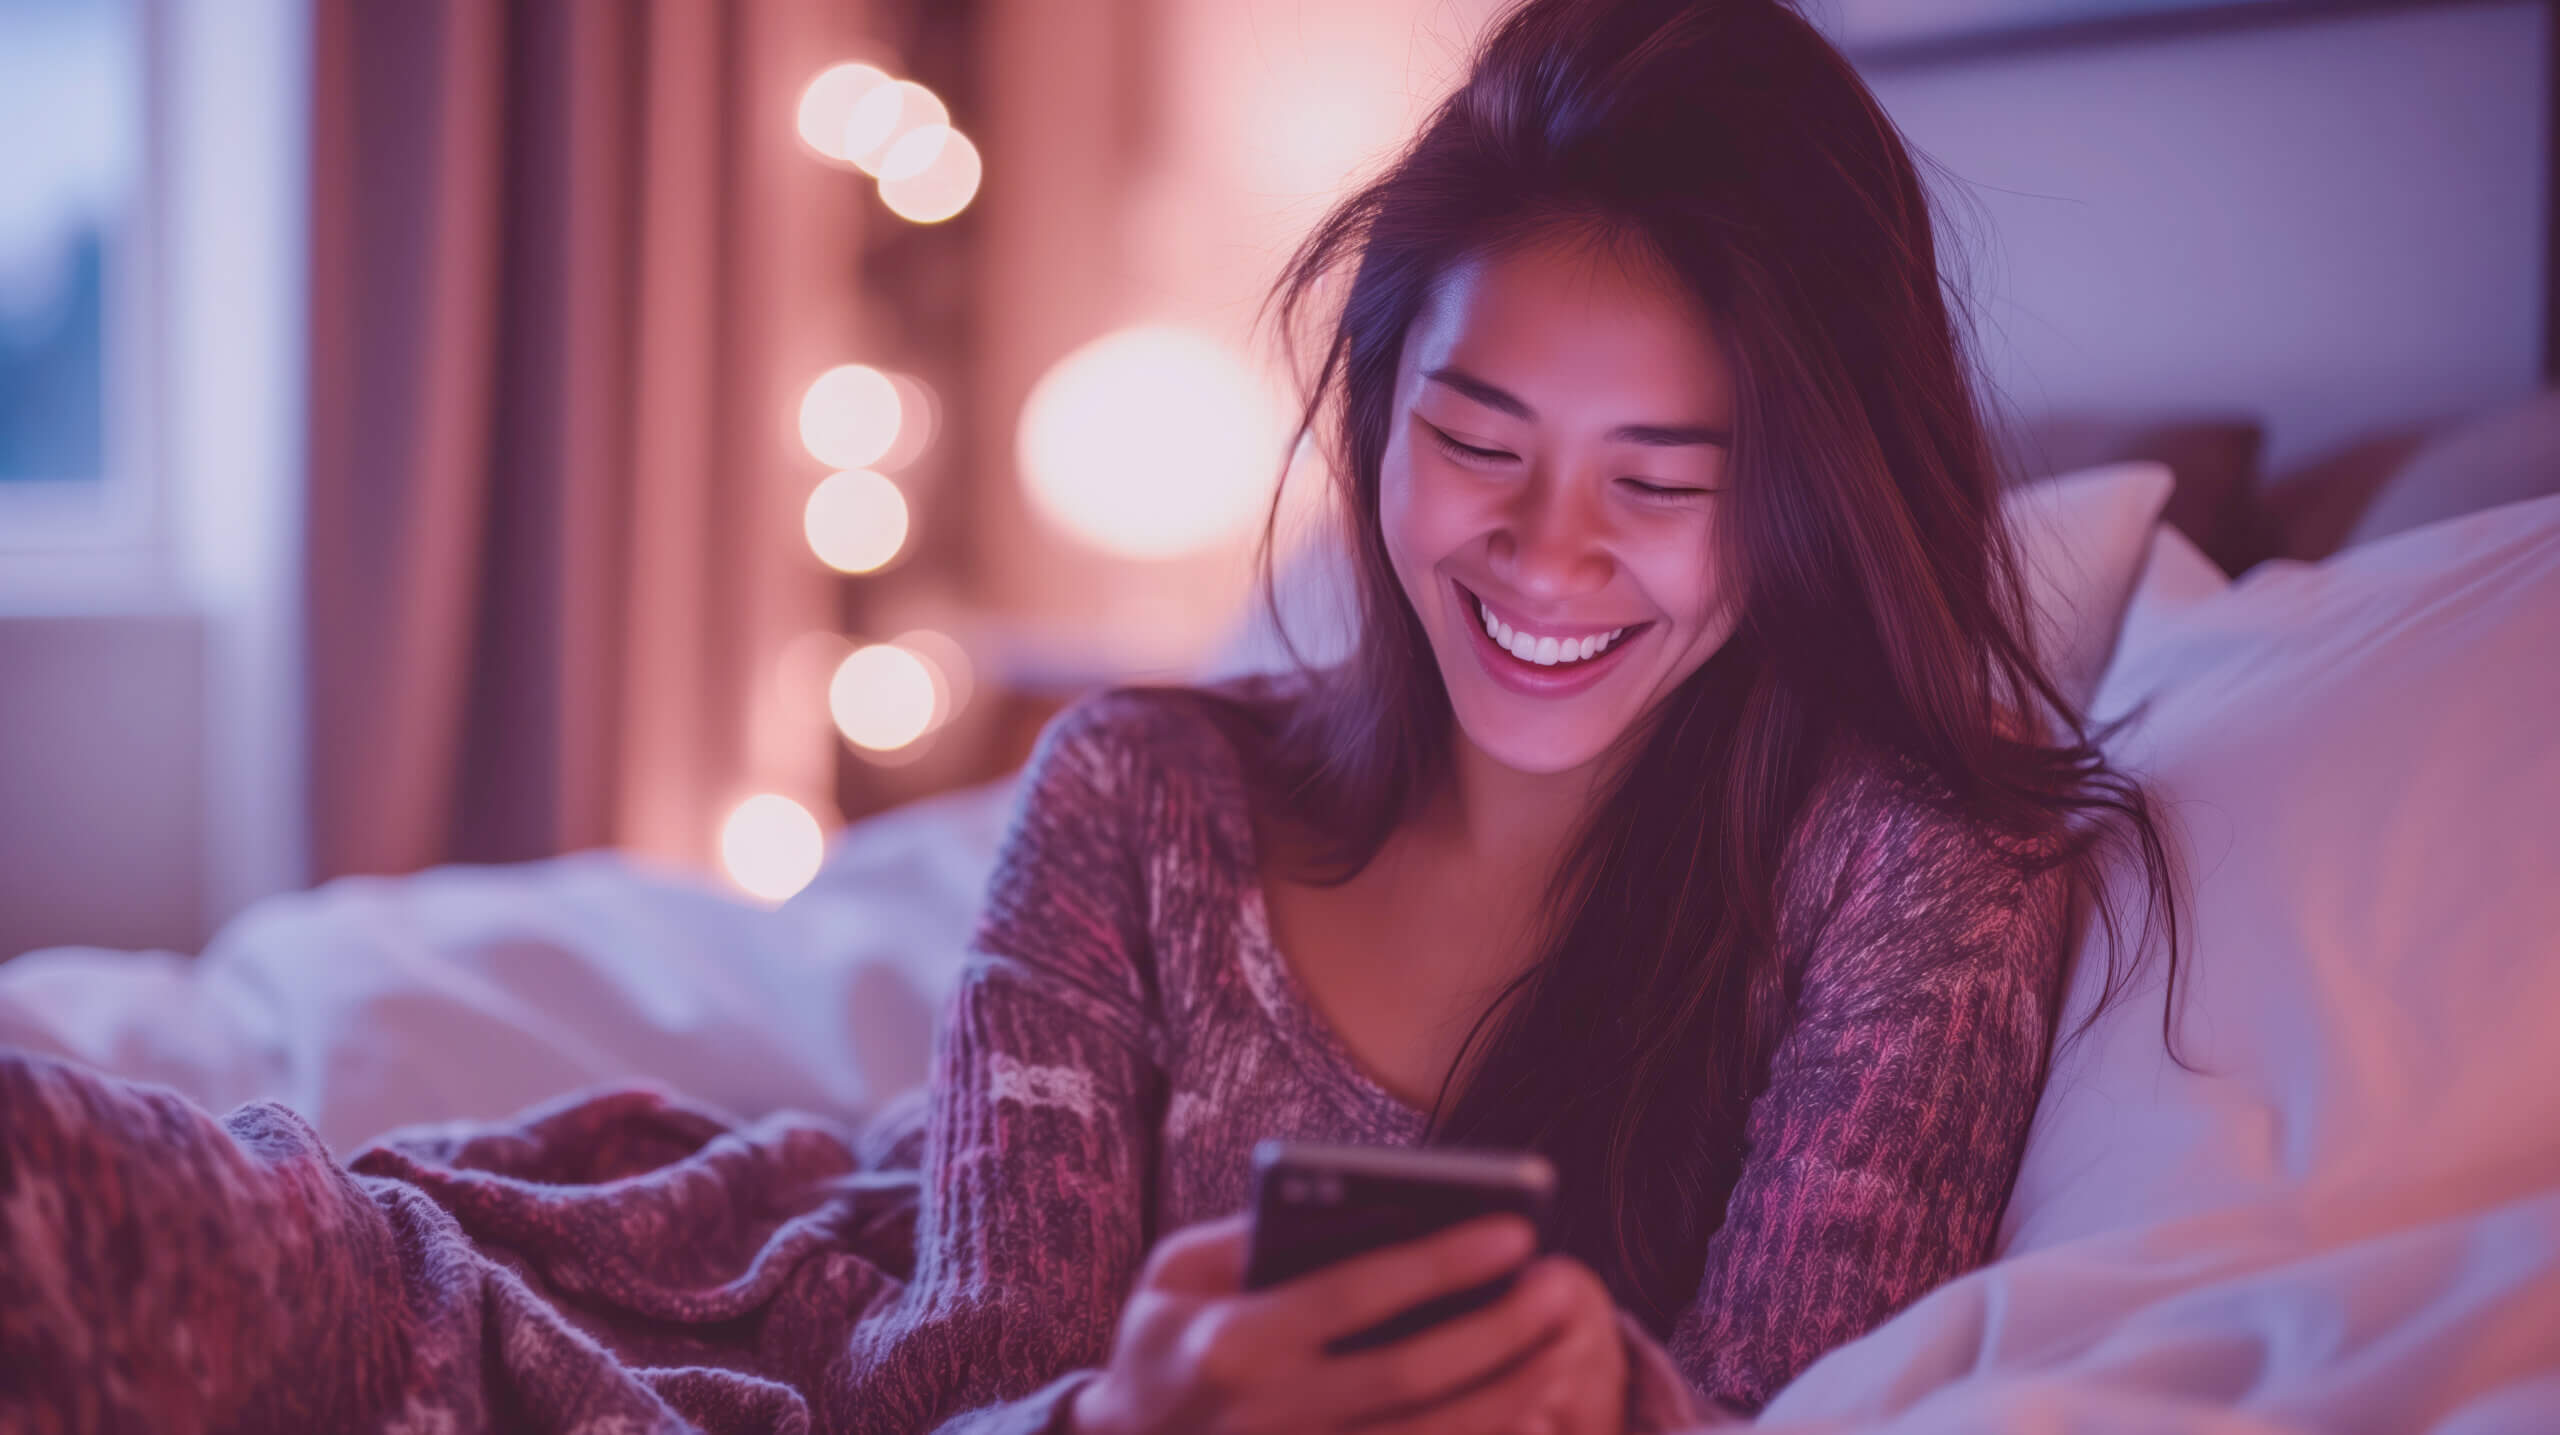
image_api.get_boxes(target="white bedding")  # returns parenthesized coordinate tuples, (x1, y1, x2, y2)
(1758, 496, 2560, 1432)
(2, 500, 2554, 1430)
(0, 776, 1012, 1154)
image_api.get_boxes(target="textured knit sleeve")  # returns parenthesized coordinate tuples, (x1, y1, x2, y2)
(849, 694, 1168, 1435)
(1645, 755, 2072, 1424)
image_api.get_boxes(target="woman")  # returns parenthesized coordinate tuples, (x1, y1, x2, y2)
(0, 0, 2177, 1431)
(960, 0, 2181, 1429)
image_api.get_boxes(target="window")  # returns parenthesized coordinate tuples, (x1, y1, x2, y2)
(0, 0, 153, 560)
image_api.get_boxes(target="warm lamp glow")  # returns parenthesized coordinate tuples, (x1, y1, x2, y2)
(719, 794, 826, 903)
(844, 80, 947, 175)
(795, 64, 890, 164)
(829, 643, 941, 752)
(878, 128, 980, 224)
(803, 469, 909, 574)
(798, 364, 903, 470)
(1016, 325, 1284, 559)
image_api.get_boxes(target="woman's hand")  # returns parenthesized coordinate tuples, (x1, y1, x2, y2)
(1068, 1210, 1624, 1435)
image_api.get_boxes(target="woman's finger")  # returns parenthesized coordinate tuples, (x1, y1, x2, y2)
(1296, 1252, 1578, 1425)
(1137, 1211, 1252, 1295)
(1342, 1315, 1577, 1435)
(1527, 1262, 1628, 1435)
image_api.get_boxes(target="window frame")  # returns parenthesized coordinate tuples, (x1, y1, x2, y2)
(0, 0, 169, 603)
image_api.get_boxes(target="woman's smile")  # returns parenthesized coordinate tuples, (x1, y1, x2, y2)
(1452, 577, 1653, 700)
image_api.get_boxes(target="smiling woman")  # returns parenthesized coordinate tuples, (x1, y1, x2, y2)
(1136, 0, 2189, 1419)
(1384, 237, 1740, 775)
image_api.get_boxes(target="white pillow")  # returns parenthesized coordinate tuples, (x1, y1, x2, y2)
(2127, 519, 2231, 614)
(1206, 460, 2176, 715)
(1999, 460, 2175, 709)
(2000, 493, 2560, 1254)
(2110, 522, 2231, 663)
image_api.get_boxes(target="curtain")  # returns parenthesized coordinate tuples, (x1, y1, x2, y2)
(305, 0, 858, 880)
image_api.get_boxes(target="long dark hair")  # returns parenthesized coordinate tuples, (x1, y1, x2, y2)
(1206, 0, 2184, 1336)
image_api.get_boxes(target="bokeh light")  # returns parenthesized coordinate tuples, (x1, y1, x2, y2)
(798, 364, 903, 470)
(803, 469, 909, 574)
(876, 373, 939, 472)
(795, 63, 890, 164)
(719, 794, 826, 903)
(877, 128, 981, 224)
(829, 642, 941, 752)
(874, 123, 952, 183)
(892, 627, 973, 733)
(1016, 325, 1285, 558)
(843, 80, 947, 175)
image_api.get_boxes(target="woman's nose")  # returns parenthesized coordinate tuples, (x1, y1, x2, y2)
(1488, 475, 1613, 600)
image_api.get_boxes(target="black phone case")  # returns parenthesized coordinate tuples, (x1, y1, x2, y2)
(1242, 1145, 1556, 1355)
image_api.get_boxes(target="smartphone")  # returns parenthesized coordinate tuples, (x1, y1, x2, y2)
(1242, 1140, 1557, 1354)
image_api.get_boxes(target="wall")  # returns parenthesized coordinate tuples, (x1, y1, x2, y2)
(1855, 0, 2548, 469)
(0, 613, 205, 952)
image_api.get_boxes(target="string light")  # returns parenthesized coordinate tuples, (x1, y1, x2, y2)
(719, 794, 827, 902)
(829, 643, 942, 752)
(844, 80, 948, 176)
(798, 364, 903, 470)
(751, 61, 979, 882)
(877, 374, 940, 472)
(892, 628, 974, 734)
(878, 128, 980, 224)
(796, 64, 890, 164)
(804, 469, 910, 574)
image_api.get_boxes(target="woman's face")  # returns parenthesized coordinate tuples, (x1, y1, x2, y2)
(1381, 234, 1741, 777)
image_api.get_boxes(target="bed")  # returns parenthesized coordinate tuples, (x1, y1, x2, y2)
(4, 385, 2556, 1428)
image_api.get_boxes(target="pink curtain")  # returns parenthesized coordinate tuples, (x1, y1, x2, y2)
(305, 0, 858, 880)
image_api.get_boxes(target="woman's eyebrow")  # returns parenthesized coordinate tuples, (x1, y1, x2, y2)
(1424, 365, 1533, 418)
(1423, 365, 1730, 448)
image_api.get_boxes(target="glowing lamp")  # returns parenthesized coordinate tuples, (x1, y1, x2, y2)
(1016, 325, 1284, 559)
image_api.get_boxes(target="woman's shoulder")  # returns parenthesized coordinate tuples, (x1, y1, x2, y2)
(1024, 670, 1314, 815)
(1783, 730, 2062, 923)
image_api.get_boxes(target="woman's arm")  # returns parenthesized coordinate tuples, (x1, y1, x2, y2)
(850, 694, 1170, 1435)
(1637, 757, 2072, 1425)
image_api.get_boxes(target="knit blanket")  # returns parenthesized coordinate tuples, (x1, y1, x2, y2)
(0, 1049, 941, 1435)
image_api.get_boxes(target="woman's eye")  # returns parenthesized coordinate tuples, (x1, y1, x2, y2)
(1427, 425, 1515, 464)
(1621, 478, 1711, 501)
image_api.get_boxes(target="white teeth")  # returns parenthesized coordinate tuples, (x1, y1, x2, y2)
(1474, 594, 1630, 667)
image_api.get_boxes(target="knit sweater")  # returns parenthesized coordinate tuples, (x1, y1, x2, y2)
(0, 679, 2067, 1435)
(931, 682, 2070, 1430)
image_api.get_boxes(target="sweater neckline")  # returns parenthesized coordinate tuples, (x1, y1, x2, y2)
(1184, 697, 1434, 1143)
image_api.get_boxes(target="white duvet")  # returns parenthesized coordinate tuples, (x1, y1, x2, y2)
(4, 499, 2555, 1431)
